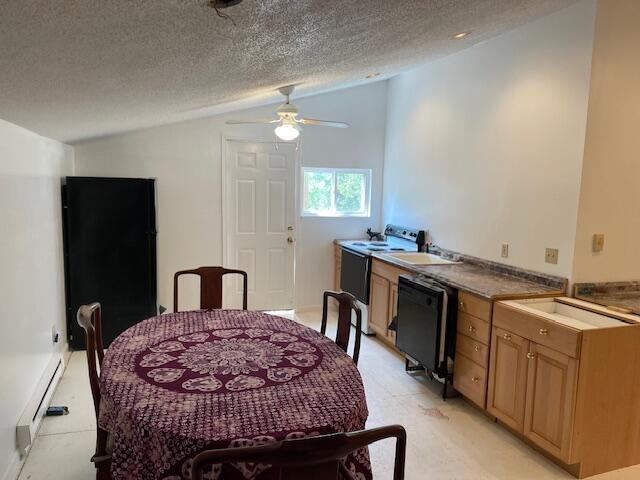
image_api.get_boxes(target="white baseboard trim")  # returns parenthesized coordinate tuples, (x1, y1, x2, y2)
(5, 345, 70, 480)
(2, 450, 22, 480)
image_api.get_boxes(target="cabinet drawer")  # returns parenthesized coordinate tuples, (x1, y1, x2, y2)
(457, 312, 491, 345)
(493, 303, 581, 358)
(458, 291, 492, 322)
(371, 259, 410, 283)
(453, 353, 487, 408)
(456, 332, 489, 367)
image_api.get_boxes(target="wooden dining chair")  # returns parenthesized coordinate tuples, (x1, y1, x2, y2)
(76, 303, 112, 480)
(191, 424, 406, 480)
(321, 290, 362, 365)
(173, 266, 248, 312)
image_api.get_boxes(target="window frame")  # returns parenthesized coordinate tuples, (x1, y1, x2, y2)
(301, 167, 372, 218)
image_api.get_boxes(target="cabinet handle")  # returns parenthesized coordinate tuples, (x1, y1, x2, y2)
(471, 376, 480, 383)
(538, 328, 548, 336)
(474, 345, 481, 352)
(468, 325, 476, 333)
(527, 352, 536, 360)
(459, 301, 465, 309)
(503, 333, 512, 341)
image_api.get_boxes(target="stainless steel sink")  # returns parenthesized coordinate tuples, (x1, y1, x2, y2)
(384, 252, 459, 265)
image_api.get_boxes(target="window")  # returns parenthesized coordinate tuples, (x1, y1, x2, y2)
(302, 167, 371, 217)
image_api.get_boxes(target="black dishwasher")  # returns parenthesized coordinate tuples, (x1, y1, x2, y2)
(395, 275, 457, 396)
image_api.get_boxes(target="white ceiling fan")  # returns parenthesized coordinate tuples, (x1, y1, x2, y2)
(225, 85, 349, 141)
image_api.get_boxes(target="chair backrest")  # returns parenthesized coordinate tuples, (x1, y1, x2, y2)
(321, 290, 362, 365)
(191, 425, 406, 480)
(77, 303, 110, 463)
(173, 266, 248, 312)
(77, 302, 104, 419)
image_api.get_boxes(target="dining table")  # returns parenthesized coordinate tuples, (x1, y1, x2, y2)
(99, 309, 371, 479)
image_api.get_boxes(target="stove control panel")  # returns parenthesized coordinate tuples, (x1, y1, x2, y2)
(384, 224, 425, 242)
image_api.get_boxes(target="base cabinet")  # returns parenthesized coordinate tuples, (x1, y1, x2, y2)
(388, 282, 398, 344)
(488, 323, 578, 463)
(488, 301, 640, 478)
(368, 260, 409, 346)
(369, 273, 390, 335)
(487, 327, 529, 432)
(334, 244, 342, 291)
(453, 291, 493, 408)
(523, 343, 577, 462)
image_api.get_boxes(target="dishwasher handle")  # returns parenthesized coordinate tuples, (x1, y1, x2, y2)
(398, 283, 439, 309)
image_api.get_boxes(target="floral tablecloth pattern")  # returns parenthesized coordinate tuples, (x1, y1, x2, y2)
(99, 309, 371, 479)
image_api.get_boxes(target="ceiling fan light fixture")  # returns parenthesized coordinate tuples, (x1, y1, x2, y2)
(274, 122, 300, 141)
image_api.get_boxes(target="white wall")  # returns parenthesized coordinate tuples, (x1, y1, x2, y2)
(0, 119, 73, 478)
(74, 82, 387, 310)
(572, 0, 640, 282)
(383, 0, 596, 278)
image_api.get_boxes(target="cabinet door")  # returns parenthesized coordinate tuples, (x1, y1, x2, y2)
(487, 327, 529, 431)
(369, 274, 390, 334)
(524, 342, 578, 462)
(334, 245, 342, 291)
(387, 282, 398, 342)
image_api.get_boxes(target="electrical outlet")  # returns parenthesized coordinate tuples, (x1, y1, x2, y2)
(593, 233, 605, 253)
(501, 243, 509, 258)
(545, 248, 559, 265)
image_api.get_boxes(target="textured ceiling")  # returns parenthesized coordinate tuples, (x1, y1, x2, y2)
(0, 0, 578, 143)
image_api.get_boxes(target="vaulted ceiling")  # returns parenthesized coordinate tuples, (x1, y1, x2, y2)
(0, 0, 577, 143)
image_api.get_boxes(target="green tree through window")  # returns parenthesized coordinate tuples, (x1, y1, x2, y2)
(336, 172, 364, 213)
(302, 168, 371, 217)
(304, 171, 332, 212)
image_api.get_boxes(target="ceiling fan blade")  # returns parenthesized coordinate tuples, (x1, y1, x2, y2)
(297, 118, 350, 128)
(225, 119, 279, 125)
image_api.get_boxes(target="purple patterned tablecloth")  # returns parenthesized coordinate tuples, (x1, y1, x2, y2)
(99, 310, 371, 479)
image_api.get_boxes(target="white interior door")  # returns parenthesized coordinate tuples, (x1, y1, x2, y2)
(224, 140, 296, 310)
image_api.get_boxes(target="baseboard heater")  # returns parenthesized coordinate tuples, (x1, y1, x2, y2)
(16, 353, 65, 456)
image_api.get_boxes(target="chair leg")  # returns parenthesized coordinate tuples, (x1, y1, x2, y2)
(96, 460, 112, 480)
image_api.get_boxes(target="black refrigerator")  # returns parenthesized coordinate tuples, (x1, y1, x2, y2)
(62, 177, 157, 349)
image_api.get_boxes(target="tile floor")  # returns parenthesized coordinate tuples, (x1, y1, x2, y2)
(17, 309, 640, 480)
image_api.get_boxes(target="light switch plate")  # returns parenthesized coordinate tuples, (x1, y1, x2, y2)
(501, 243, 509, 258)
(593, 233, 605, 252)
(545, 248, 559, 264)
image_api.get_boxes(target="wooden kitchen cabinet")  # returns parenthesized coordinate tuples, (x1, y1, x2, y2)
(487, 327, 529, 432)
(490, 304, 580, 463)
(490, 299, 640, 478)
(334, 243, 342, 291)
(523, 342, 577, 462)
(369, 273, 390, 334)
(388, 282, 398, 343)
(368, 259, 411, 347)
(453, 290, 493, 408)
(488, 322, 577, 463)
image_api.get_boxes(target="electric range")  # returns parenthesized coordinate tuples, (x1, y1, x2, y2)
(339, 224, 427, 334)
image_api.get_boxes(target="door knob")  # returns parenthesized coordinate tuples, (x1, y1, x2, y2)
(287, 237, 295, 244)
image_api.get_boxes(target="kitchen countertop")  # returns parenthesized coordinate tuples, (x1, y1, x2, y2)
(574, 281, 640, 315)
(374, 253, 566, 300)
(336, 239, 567, 300)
